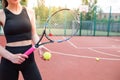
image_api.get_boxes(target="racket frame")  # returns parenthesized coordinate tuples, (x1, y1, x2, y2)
(24, 8, 79, 55)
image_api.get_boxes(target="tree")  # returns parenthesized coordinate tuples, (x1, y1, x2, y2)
(20, 0, 28, 6)
(82, 0, 97, 20)
(33, 0, 49, 26)
(0, 0, 3, 9)
(82, 0, 89, 5)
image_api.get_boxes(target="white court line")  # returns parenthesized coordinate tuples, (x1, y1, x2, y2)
(110, 38, 120, 41)
(67, 40, 120, 49)
(114, 39, 120, 41)
(67, 40, 120, 58)
(44, 46, 120, 61)
(51, 51, 120, 61)
(67, 40, 78, 48)
(88, 48, 120, 58)
(43, 38, 120, 61)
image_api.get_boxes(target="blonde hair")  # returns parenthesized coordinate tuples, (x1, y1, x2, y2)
(2, 0, 8, 8)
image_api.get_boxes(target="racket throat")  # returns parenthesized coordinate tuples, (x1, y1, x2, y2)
(35, 40, 54, 48)
(41, 40, 54, 45)
(35, 44, 40, 48)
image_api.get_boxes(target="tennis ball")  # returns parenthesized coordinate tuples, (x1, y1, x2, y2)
(96, 57, 100, 61)
(43, 52, 52, 60)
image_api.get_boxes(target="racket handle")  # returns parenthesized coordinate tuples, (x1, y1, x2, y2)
(24, 46, 36, 55)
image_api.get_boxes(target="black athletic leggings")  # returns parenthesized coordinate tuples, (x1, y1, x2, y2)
(0, 45, 42, 80)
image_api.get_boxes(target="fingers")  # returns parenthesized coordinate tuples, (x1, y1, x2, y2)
(20, 54, 28, 59)
(38, 46, 50, 54)
(17, 54, 28, 64)
(10, 54, 28, 64)
(40, 46, 50, 52)
(38, 46, 52, 61)
(18, 55, 26, 62)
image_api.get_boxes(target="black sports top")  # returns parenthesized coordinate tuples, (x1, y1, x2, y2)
(3, 7, 32, 43)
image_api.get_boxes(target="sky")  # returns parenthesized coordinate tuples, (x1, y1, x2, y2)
(97, 0, 120, 13)
(45, 0, 81, 9)
(27, 0, 120, 13)
(27, 0, 81, 9)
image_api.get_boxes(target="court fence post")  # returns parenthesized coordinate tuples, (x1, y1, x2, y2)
(93, 6, 97, 36)
(107, 6, 112, 36)
(79, 12, 82, 36)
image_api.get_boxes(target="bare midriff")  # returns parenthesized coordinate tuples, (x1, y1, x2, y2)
(6, 40, 32, 47)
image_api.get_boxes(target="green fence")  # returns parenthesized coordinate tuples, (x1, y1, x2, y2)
(0, 5, 120, 36)
(79, 21, 120, 36)
(79, 6, 120, 36)
(35, 6, 120, 36)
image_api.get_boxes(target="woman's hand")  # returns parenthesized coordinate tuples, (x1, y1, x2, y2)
(9, 54, 28, 64)
(38, 46, 50, 59)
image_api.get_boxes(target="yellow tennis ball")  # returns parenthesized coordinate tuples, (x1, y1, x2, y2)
(43, 52, 52, 60)
(96, 57, 100, 61)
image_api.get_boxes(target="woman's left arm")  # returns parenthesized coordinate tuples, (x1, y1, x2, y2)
(28, 8, 40, 44)
(27, 8, 50, 55)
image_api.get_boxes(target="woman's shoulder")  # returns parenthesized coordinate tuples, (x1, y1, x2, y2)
(0, 9, 5, 26)
(23, 7, 35, 21)
(24, 7, 35, 19)
(24, 7, 35, 15)
(0, 9, 4, 14)
(0, 9, 5, 19)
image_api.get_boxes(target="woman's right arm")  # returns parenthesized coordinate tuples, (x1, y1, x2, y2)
(0, 45, 28, 64)
(0, 10, 28, 64)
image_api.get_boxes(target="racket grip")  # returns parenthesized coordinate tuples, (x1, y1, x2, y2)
(24, 46, 36, 55)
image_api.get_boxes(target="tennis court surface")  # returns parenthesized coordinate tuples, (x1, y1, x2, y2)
(0, 36, 120, 80)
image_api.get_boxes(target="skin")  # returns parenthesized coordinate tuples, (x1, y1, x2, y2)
(0, 0, 46, 64)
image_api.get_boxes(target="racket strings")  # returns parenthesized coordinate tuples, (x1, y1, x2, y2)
(46, 9, 79, 42)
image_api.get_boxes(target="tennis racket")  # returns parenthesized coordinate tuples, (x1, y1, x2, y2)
(24, 8, 80, 56)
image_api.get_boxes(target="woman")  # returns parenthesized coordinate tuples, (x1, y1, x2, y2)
(0, 0, 45, 80)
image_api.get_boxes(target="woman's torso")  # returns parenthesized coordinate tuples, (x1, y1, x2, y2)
(0, 7, 32, 47)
